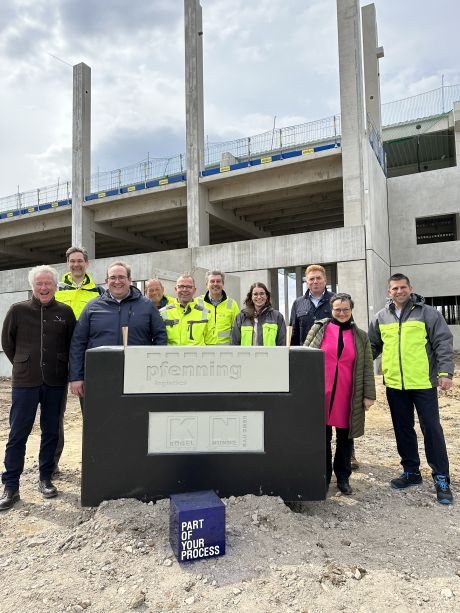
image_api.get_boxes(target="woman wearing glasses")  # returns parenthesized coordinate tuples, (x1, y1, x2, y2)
(231, 282, 286, 346)
(304, 293, 376, 495)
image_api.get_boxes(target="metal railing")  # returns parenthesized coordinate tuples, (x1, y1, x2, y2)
(86, 154, 185, 195)
(381, 83, 460, 126)
(205, 115, 340, 167)
(367, 113, 387, 173)
(0, 181, 71, 214)
(1, 83, 459, 214)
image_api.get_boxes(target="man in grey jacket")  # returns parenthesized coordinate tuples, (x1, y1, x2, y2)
(368, 273, 454, 505)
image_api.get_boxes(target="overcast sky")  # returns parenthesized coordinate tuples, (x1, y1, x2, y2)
(0, 0, 459, 198)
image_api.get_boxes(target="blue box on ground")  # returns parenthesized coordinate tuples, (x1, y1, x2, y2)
(170, 490, 225, 562)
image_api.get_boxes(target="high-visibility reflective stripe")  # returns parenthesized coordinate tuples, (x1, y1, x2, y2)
(218, 331, 230, 338)
(262, 323, 278, 346)
(241, 326, 253, 346)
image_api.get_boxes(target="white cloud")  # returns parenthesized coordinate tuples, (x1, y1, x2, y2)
(0, 0, 459, 199)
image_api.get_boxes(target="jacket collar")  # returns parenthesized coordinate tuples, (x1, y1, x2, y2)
(31, 295, 56, 308)
(203, 289, 227, 304)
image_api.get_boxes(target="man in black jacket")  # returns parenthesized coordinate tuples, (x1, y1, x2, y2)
(0, 265, 76, 511)
(289, 264, 335, 346)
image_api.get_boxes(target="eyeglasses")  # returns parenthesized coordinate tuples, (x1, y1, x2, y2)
(252, 292, 266, 298)
(108, 275, 129, 281)
(177, 284, 194, 290)
(332, 308, 351, 314)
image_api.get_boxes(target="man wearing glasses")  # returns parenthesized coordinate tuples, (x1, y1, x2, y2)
(160, 274, 217, 345)
(69, 261, 167, 399)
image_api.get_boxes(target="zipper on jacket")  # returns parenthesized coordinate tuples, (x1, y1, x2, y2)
(396, 302, 416, 390)
(40, 304, 44, 381)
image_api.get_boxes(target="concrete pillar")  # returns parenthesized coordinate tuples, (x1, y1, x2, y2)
(336, 260, 368, 329)
(184, 0, 210, 247)
(336, 0, 366, 227)
(72, 62, 95, 256)
(454, 101, 460, 169)
(362, 4, 384, 136)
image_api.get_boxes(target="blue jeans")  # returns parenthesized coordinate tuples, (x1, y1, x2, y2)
(386, 387, 449, 477)
(2, 384, 66, 490)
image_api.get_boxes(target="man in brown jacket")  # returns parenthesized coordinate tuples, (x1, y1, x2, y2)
(0, 265, 76, 511)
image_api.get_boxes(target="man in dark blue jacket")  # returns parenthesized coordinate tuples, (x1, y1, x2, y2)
(69, 261, 167, 399)
(289, 264, 335, 346)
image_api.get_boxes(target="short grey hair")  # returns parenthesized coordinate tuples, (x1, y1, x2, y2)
(66, 246, 89, 262)
(205, 269, 225, 283)
(176, 273, 196, 286)
(146, 278, 164, 289)
(28, 265, 59, 288)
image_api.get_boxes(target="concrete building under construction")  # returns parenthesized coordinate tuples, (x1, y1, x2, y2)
(0, 0, 459, 375)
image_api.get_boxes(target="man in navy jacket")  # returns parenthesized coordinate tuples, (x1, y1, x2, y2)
(289, 264, 335, 346)
(69, 261, 167, 399)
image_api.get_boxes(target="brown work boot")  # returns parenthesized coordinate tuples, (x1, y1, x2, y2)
(350, 454, 359, 471)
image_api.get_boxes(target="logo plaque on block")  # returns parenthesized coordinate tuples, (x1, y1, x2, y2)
(123, 346, 289, 394)
(148, 411, 264, 454)
(170, 490, 225, 562)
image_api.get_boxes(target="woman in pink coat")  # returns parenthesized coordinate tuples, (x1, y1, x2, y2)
(304, 293, 376, 495)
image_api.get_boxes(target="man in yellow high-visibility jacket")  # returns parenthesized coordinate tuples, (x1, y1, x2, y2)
(54, 247, 104, 319)
(200, 270, 240, 345)
(160, 274, 217, 346)
(53, 246, 104, 473)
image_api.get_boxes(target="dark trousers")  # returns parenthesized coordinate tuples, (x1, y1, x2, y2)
(2, 384, 66, 490)
(326, 425, 353, 484)
(386, 387, 449, 477)
(53, 386, 68, 467)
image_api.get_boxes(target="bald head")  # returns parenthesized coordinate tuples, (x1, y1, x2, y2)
(145, 279, 165, 306)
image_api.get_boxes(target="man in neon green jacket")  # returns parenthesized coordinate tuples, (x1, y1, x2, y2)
(54, 247, 103, 319)
(201, 270, 239, 345)
(160, 274, 217, 346)
(53, 246, 103, 472)
(368, 273, 454, 505)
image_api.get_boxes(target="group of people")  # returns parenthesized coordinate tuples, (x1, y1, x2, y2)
(0, 248, 454, 511)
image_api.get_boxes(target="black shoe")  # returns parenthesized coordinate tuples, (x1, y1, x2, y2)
(433, 475, 453, 505)
(38, 480, 58, 499)
(0, 487, 20, 511)
(337, 480, 353, 495)
(390, 472, 422, 489)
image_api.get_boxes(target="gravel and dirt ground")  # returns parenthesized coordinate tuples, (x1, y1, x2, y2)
(0, 361, 459, 613)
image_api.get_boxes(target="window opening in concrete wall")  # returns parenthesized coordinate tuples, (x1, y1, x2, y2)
(424, 295, 460, 325)
(416, 214, 457, 245)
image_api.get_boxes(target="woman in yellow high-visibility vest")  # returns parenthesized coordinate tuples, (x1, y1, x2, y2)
(231, 282, 286, 346)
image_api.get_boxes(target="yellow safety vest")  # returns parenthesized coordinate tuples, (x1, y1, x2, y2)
(160, 299, 217, 346)
(54, 272, 103, 319)
(200, 292, 240, 345)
